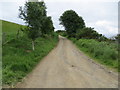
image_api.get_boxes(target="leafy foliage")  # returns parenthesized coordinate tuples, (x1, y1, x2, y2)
(76, 27, 99, 39)
(71, 39, 118, 71)
(115, 34, 120, 43)
(76, 27, 108, 41)
(41, 16, 54, 35)
(19, 1, 55, 50)
(56, 30, 67, 37)
(19, 1, 47, 40)
(59, 10, 85, 37)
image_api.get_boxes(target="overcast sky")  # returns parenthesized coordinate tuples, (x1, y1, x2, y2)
(0, 0, 119, 37)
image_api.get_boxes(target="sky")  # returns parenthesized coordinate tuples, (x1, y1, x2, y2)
(0, 0, 119, 38)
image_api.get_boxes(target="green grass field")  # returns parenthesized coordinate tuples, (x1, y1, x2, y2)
(2, 20, 59, 85)
(2, 20, 26, 43)
(2, 20, 25, 34)
(70, 38, 118, 71)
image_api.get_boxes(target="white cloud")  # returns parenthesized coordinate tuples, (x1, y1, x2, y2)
(47, 12, 57, 16)
(96, 20, 113, 26)
(87, 20, 118, 37)
(105, 25, 118, 35)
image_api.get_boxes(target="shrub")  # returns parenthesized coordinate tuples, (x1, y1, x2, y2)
(72, 39, 118, 71)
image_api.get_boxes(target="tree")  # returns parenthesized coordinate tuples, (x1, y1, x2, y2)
(115, 34, 120, 43)
(76, 27, 100, 39)
(56, 30, 67, 37)
(76, 27, 108, 41)
(41, 16, 54, 35)
(98, 35, 108, 41)
(59, 10, 85, 37)
(19, 1, 47, 50)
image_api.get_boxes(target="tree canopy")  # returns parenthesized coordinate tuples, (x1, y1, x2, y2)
(41, 16, 54, 35)
(19, 1, 54, 50)
(115, 34, 120, 43)
(19, 1, 47, 40)
(76, 27, 99, 39)
(59, 10, 85, 37)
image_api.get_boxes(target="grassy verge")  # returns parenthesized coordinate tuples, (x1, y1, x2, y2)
(2, 34, 58, 85)
(70, 38, 118, 72)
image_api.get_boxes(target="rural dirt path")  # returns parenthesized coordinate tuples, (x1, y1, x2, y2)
(16, 36, 118, 88)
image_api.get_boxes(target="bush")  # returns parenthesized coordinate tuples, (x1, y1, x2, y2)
(70, 38, 77, 43)
(72, 39, 118, 71)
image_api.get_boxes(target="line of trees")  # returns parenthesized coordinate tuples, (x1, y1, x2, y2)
(59, 10, 108, 41)
(115, 34, 120, 43)
(19, 1, 119, 51)
(19, 1, 54, 50)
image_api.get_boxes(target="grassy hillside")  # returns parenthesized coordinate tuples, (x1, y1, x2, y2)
(2, 20, 59, 86)
(2, 20, 25, 34)
(3, 35, 58, 85)
(1, 20, 26, 43)
(70, 38, 118, 72)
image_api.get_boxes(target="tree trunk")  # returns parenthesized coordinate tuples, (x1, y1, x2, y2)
(32, 40, 35, 51)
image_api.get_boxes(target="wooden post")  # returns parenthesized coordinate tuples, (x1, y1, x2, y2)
(32, 40, 35, 51)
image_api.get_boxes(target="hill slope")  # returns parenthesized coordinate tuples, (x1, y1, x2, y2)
(1, 20, 26, 42)
(1, 20, 25, 35)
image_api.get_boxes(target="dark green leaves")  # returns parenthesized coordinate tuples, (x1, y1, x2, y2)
(59, 10, 85, 37)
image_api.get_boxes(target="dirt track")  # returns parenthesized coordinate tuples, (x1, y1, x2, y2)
(16, 36, 118, 88)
